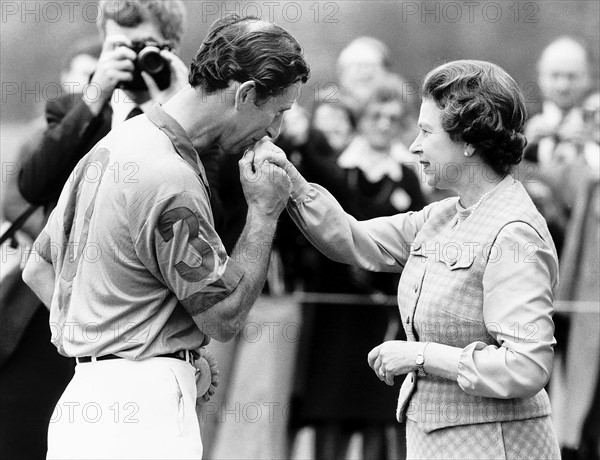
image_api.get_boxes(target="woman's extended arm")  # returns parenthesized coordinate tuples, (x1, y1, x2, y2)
(253, 139, 435, 272)
(287, 180, 432, 272)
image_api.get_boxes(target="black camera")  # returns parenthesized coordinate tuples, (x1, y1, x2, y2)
(120, 40, 173, 91)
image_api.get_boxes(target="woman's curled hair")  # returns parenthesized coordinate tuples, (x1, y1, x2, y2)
(422, 60, 527, 175)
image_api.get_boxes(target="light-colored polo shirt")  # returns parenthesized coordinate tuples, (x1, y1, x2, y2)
(35, 104, 244, 359)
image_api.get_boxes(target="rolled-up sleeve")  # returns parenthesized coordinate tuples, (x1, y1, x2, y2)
(134, 191, 244, 320)
(457, 222, 558, 399)
(286, 177, 437, 273)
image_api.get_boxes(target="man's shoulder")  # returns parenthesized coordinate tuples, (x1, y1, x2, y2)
(105, 116, 172, 156)
(103, 119, 205, 197)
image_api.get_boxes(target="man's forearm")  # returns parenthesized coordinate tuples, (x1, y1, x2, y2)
(231, 209, 278, 301)
(202, 209, 278, 340)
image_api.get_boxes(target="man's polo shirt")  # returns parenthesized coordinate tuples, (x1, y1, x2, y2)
(36, 104, 244, 359)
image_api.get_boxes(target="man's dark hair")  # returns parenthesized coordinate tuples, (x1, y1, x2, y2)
(97, 0, 187, 46)
(189, 15, 310, 101)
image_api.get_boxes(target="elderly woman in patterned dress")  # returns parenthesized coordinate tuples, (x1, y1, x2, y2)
(251, 60, 561, 459)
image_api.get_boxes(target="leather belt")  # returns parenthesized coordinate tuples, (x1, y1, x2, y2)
(76, 350, 195, 365)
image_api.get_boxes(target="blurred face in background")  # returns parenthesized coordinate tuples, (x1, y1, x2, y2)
(280, 103, 310, 146)
(338, 42, 388, 102)
(359, 99, 404, 151)
(313, 103, 354, 153)
(538, 40, 590, 111)
(583, 92, 600, 145)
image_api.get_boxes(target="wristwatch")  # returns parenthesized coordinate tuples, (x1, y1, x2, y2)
(415, 343, 429, 377)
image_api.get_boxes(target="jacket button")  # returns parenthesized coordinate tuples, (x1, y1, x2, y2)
(414, 284, 418, 293)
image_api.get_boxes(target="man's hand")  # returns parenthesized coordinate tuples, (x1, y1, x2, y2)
(367, 340, 422, 386)
(239, 147, 292, 219)
(141, 49, 189, 105)
(84, 35, 136, 115)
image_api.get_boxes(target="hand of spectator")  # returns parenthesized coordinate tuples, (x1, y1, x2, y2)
(557, 114, 586, 145)
(524, 114, 557, 144)
(368, 340, 422, 386)
(239, 147, 292, 219)
(141, 49, 189, 105)
(84, 35, 136, 114)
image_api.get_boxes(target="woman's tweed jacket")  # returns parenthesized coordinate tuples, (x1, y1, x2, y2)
(288, 176, 557, 433)
(396, 179, 555, 432)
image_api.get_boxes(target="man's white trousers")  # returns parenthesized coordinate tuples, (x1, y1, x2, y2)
(47, 357, 202, 459)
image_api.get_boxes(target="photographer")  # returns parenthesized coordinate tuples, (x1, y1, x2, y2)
(18, 0, 189, 208)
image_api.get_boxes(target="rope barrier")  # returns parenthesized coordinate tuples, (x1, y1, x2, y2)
(290, 292, 600, 314)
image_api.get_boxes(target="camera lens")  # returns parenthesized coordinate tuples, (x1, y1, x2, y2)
(138, 46, 165, 74)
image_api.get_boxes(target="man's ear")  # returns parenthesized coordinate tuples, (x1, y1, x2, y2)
(235, 81, 257, 110)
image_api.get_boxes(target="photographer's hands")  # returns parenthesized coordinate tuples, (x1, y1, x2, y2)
(84, 35, 189, 114)
(84, 34, 136, 115)
(141, 49, 189, 105)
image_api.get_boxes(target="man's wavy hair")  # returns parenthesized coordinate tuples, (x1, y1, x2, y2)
(97, 1, 187, 46)
(189, 15, 310, 102)
(422, 60, 527, 175)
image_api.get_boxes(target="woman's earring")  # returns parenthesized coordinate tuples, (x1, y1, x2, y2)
(464, 151, 470, 157)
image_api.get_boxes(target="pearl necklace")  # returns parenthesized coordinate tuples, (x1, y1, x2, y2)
(469, 188, 493, 213)
(451, 189, 493, 233)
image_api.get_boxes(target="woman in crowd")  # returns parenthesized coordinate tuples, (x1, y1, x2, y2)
(292, 79, 426, 460)
(336, 76, 426, 218)
(255, 60, 561, 459)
